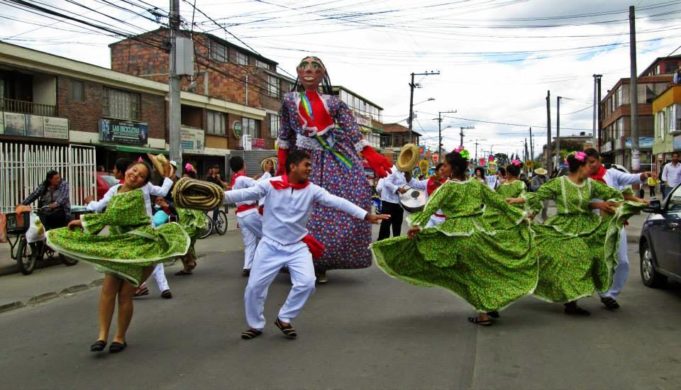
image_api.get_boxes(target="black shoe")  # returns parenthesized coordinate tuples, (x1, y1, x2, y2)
(90, 340, 106, 352)
(564, 302, 590, 316)
(487, 311, 500, 319)
(316, 271, 327, 284)
(600, 297, 620, 310)
(161, 290, 173, 299)
(109, 341, 127, 353)
(242, 269, 250, 277)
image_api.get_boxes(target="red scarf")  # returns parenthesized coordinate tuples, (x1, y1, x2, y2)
(270, 175, 310, 190)
(230, 171, 245, 187)
(298, 90, 334, 133)
(427, 177, 446, 196)
(591, 165, 607, 184)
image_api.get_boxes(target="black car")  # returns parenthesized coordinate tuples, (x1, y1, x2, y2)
(639, 183, 681, 287)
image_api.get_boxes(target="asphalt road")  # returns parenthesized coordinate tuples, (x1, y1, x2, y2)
(1, 232, 681, 390)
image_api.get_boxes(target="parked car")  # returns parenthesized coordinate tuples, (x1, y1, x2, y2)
(97, 172, 118, 199)
(639, 183, 681, 287)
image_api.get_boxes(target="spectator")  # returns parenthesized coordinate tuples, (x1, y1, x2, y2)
(205, 164, 227, 226)
(530, 167, 549, 221)
(661, 152, 681, 198)
(21, 170, 71, 229)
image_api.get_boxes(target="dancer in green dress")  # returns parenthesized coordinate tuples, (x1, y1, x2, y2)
(47, 161, 190, 353)
(508, 152, 644, 315)
(484, 159, 527, 229)
(371, 151, 536, 326)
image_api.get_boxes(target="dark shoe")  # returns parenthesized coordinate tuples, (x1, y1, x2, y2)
(175, 269, 193, 276)
(487, 311, 500, 319)
(274, 318, 297, 339)
(133, 284, 149, 297)
(468, 316, 493, 326)
(242, 269, 251, 277)
(109, 341, 127, 353)
(241, 328, 262, 340)
(600, 296, 620, 310)
(90, 340, 107, 352)
(161, 290, 173, 299)
(564, 302, 591, 316)
(316, 271, 327, 285)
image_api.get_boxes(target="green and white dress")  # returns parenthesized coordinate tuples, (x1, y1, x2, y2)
(371, 179, 536, 312)
(484, 179, 528, 229)
(525, 176, 641, 302)
(47, 189, 190, 286)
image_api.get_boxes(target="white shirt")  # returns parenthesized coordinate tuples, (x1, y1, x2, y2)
(662, 162, 681, 187)
(225, 177, 368, 245)
(86, 178, 173, 217)
(232, 175, 258, 215)
(485, 175, 498, 190)
(380, 170, 427, 204)
(603, 168, 643, 191)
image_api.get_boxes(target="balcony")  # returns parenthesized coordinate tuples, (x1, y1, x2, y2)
(0, 97, 56, 117)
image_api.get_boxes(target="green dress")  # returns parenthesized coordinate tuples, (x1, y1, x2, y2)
(175, 207, 206, 258)
(371, 179, 536, 312)
(46, 189, 190, 286)
(484, 180, 527, 229)
(525, 176, 641, 302)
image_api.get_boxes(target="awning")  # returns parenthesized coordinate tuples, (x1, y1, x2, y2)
(99, 144, 168, 155)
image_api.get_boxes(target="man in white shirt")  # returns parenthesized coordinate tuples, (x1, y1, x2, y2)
(378, 168, 427, 240)
(225, 150, 388, 340)
(586, 148, 652, 310)
(661, 152, 681, 198)
(228, 156, 262, 277)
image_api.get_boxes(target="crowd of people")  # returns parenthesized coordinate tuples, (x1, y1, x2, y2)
(32, 55, 672, 354)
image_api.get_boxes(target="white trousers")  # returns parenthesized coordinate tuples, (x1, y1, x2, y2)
(150, 263, 169, 292)
(244, 237, 316, 330)
(237, 211, 262, 270)
(600, 229, 629, 299)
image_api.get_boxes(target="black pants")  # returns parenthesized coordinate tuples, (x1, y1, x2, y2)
(378, 201, 404, 240)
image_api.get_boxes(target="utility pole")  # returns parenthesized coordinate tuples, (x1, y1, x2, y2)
(592, 74, 602, 150)
(524, 138, 530, 173)
(168, 0, 182, 167)
(434, 109, 456, 157)
(556, 96, 562, 167)
(474, 139, 480, 162)
(629, 5, 640, 171)
(546, 90, 552, 176)
(459, 126, 474, 148)
(597, 76, 602, 152)
(408, 70, 440, 141)
(529, 127, 535, 162)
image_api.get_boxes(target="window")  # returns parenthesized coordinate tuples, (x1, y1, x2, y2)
(242, 117, 259, 138)
(235, 51, 248, 66)
(269, 114, 280, 138)
(102, 88, 140, 120)
(70, 80, 84, 102)
(206, 110, 226, 135)
(210, 41, 228, 62)
(267, 75, 279, 98)
(255, 60, 269, 69)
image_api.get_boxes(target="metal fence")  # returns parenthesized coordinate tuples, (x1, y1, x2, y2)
(0, 142, 96, 213)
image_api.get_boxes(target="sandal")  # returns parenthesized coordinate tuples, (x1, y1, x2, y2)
(90, 340, 107, 352)
(600, 297, 620, 310)
(109, 341, 127, 353)
(133, 285, 149, 297)
(274, 318, 297, 339)
(241, 328, 263, 340)
(468, 316, 493, 326)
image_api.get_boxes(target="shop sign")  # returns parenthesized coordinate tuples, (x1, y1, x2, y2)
(1, 112, 68, 140)
(99, 118, 148, 145)
(355, 113, 371, 127)
(624, 136, 654, 149)
(251, 138, 266, 149)
(180, 127, 205, 154)
(232, 120, 243, 138)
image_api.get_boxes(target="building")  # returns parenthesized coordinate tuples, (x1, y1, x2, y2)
(331, 85, 383, 149)
(381, 123, 422, 162)
(599, 55, 679, 170)
(652, 84, 681, 169)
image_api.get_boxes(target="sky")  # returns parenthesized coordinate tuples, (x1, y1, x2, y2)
(2, 0, 680, 159)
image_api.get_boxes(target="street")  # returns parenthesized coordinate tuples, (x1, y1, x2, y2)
(1, 221, 681, 390)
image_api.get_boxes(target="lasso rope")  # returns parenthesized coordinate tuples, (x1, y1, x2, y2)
(172, 177, 224, 211)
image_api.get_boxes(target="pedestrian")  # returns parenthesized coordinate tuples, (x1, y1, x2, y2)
(205, 164, 227, 226)
(46, 161, 189, 353)
(508, 151, 643, 316)
(529, 167, 549, 221)
(473, 167, 486, 184)
(21, 170, 71, 230)
(225, 150, 388, 340)
(372, 149, 536, 326)
(647, 175, 659, 197)
(661, 153, 681, 198)
(276, 56, 392, 284)
(585, 148, 651, 310)
(229, 156, 263, 277)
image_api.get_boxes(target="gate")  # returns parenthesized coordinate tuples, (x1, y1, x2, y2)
(0, 142, 96, 213)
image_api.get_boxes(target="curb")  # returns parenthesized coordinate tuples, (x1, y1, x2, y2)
(0, 301, 26, 314)
(1, 278, 104, 315)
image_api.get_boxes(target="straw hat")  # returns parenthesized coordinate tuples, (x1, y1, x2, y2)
(260, 156, 277, 172)
(397, 143, 419, 172)
(534, 167, 548, 176)
(147, 153, 171, 176)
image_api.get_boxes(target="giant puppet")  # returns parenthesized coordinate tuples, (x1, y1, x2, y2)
(276, 56, 392, 279)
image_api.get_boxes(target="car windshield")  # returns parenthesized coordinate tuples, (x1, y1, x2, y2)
(101, 175, 119, 187)
(667, 185, 681, 218)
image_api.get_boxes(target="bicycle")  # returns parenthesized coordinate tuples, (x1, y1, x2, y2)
(4, 211, 77, 275)
(198, 205, 228, 239)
